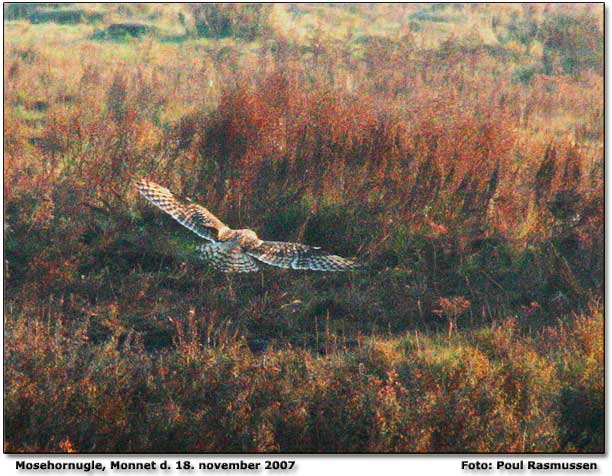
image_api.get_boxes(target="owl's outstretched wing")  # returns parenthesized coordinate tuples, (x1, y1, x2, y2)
(136, 179, 226, 242)
(246, 241, 362, 271)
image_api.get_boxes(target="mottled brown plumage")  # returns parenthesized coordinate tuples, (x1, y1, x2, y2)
(137, 179, 362, 273)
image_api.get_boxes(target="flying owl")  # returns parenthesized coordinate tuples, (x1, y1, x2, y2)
(136, 179, 363, 273)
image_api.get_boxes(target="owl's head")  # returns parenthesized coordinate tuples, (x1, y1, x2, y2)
(238, 229, 259, 241)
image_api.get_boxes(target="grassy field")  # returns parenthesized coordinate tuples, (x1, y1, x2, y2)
(3, 3, 604, 453)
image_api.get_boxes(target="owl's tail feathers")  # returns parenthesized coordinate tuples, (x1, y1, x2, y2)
(198, 243, 260, 273)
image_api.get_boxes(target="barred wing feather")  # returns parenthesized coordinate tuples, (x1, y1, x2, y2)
(136, 179, 225, 242)
(247, 241, 362, 271)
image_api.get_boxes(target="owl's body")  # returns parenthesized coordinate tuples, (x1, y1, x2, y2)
(136, 179, 362, 273)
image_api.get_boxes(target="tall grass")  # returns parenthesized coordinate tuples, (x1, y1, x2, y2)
(4, 306, 602, 452)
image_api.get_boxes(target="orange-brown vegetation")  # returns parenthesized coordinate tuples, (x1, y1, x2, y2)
(4, 3, 603, 452)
